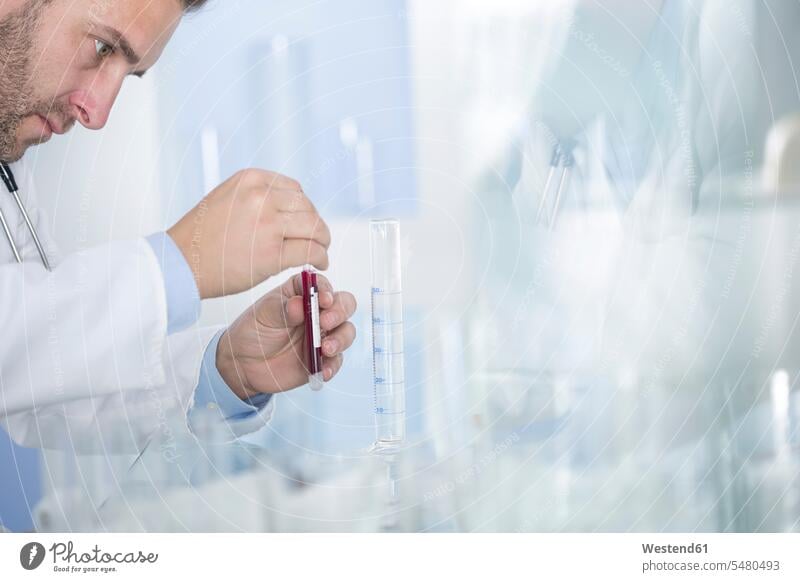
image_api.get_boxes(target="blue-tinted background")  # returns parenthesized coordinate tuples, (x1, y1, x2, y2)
(156, 0, 417, 222)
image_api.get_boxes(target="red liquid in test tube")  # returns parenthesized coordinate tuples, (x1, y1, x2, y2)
(302, 268, 324, 391)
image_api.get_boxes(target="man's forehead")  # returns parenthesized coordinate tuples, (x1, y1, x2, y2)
(86, 0, 184, 67)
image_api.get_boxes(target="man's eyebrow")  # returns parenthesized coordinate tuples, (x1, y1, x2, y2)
(94, 24, 146, 75)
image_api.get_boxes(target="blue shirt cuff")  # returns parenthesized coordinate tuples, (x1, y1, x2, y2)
(194, 330, 272, 420)
(146, 232, 201, 334)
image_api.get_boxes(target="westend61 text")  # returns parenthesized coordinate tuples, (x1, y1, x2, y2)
(642, 543, 708, 554)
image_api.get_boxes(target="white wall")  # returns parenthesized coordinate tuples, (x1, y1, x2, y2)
(26, 73, 164, 253)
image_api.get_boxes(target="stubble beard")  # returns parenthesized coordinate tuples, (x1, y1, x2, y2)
(0, 1, 51, 163)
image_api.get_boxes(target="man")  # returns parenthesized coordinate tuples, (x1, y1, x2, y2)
(0, 0, 357, 451)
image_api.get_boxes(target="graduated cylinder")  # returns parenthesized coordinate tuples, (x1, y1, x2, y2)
(370, 219, 406, 447)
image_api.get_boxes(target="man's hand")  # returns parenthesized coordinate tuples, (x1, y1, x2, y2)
(215, 273, 357, 399)
(167, 169, 331, 299)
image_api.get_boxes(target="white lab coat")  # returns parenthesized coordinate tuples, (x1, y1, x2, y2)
(0, 160, 273, 453)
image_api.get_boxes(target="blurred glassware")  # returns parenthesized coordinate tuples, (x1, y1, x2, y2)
(257, 450, 387, 533)
(33, 364, 798, 533)
(451, 367, 730, 531)
(731, 369, 800, 532)
(763, 114, 800, 194)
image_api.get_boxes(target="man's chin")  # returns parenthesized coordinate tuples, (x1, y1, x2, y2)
(0, 138, 48, 163)
(27, 134, 51, 148)
(0, 148, 24, 164)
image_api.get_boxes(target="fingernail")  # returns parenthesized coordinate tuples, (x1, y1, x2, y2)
(324, 340, 338, 355)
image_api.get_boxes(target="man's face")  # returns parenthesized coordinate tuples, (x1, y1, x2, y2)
(0, 0, 183, 162)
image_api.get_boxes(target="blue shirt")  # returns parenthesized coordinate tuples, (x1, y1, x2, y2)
(145, 232, 271, 419)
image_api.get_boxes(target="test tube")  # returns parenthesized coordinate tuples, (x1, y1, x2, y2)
(370, 219, 406, 448)
(302, 267, 324, 391)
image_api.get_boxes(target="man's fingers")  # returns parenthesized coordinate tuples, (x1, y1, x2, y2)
(256, 293, 305, 329)
(284, 296, 306, 328)
(320, 292, 357, 331)
(286, 272, 334, 298)
(322, 322, 356, 357)
(279, 211, 331, 248)
(318, 290, 334, 308)
(322, 354, 344, 381)
(278, 239, 329, 272)
(235, 169, 307, 198)
(268, 188, 317, 213)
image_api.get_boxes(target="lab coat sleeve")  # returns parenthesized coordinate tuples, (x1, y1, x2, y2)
(0, 239, 169, 416)
(2, 326, 275, 453)
(0, 163, 274, 451)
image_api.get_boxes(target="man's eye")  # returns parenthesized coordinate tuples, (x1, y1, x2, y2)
(94, 39, 114, 59)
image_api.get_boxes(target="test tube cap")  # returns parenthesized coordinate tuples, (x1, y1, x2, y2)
(309, 372, 324, 391)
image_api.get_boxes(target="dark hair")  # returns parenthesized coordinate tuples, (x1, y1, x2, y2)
(182, 0, 209, 12)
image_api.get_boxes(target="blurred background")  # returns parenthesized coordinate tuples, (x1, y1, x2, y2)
(3, 0, 800, 532)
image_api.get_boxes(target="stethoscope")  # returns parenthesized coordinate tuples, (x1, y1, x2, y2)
(535, 141, 575, 228)
(0, 162, 52, 270)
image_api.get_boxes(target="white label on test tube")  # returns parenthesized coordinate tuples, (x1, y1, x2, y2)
(310, 289, 321, 348)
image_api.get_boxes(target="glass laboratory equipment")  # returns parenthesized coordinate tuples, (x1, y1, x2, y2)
(257, 451, 387, 533)
(733, 370, 800, 532)
(370, 219, 406, 449)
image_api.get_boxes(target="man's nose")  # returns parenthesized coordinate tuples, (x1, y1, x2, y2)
(68, 81, 122, 130)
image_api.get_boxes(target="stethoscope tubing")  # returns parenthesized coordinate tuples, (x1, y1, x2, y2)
(0, 162, 52, 270)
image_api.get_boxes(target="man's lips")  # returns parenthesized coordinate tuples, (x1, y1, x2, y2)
(37, 114, 68, 135)
(34, 115, 52, 138)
